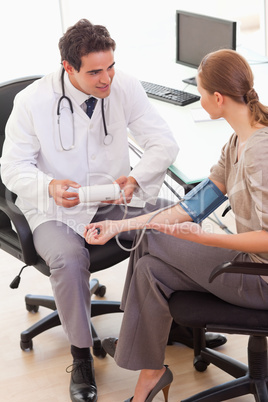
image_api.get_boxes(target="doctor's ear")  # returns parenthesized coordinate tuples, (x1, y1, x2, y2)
(62, 60, 75, 75)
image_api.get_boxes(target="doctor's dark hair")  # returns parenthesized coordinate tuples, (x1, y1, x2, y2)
(58, 19, 116, 71)
(198, 49, 268, 126)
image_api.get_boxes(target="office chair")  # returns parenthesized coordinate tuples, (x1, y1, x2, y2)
(0, 76, 132, 357)
(169, 260, 268, 402)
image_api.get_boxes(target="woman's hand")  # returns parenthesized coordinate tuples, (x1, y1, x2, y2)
(84, 220, 120, 245)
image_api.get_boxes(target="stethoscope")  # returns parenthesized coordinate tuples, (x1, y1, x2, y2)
(57, 68, 113, 151)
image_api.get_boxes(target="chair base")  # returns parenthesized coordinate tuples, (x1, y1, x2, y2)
(182, 330, 268, 402)
(182, 374, 268, 402)
(20, 278, 122, 357)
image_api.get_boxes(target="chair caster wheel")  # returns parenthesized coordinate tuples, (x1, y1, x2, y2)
(94, 285, 106, 297)
(194, 355, 209, 372)
(26, 303, 39, 313)
(20, 339, 33, 351)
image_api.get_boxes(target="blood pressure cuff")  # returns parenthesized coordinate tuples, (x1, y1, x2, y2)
(180, 178, 227, 223)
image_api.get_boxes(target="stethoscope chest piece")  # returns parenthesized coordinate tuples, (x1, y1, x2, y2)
(101, 98, 113, 145)
(103, 133, 113, 145)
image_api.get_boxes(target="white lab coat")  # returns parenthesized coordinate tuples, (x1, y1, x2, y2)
(1, 69, 179, 236)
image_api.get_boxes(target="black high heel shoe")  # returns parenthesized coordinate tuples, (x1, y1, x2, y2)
(124, 365, 173, 402)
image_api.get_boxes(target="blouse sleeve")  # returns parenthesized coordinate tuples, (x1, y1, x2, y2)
(209, 142, 227, 186)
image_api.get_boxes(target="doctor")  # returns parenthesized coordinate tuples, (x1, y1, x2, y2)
(1, 19, 179, 402)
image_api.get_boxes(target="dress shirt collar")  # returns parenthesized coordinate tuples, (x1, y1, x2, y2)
(63, 71, 91, 106)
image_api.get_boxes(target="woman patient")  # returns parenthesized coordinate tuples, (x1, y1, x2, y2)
(84, 49, 268, 402)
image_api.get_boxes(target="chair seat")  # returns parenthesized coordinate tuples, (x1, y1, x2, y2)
(0, 218, 131, 277)
(169, 291, 268, 335)
(89, 239, 130, 273)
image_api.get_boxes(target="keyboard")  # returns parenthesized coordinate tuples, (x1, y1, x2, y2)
(141, 81, 200, 106)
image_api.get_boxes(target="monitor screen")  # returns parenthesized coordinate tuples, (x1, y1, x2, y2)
(176, 11, 237, 69)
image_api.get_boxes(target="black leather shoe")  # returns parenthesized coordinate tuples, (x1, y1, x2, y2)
(67, 357, 98, 402)
(167, 324, 227, 349)
(203, 332, 227, 349)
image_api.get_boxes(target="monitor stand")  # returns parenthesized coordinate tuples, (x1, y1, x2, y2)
(182, 76, 197, 86)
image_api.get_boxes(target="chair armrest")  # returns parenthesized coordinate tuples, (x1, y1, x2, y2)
(209, 261, 268, 283)
(0, 195, 37, 265)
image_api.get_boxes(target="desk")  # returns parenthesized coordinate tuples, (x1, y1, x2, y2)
(136, 50, 268, 187)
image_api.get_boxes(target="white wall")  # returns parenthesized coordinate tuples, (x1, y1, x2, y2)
(263, 0, 268, 55)
(59, 0, 265, 77)
(0, 0, 265, 83)
(0, 0, 62, 82)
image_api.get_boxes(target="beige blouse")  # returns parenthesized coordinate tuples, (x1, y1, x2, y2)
(210, 127, 268, 264)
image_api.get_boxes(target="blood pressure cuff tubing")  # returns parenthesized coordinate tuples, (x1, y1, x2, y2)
(180, 178, 227, 224)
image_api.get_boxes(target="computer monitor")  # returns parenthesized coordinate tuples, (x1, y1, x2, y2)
(176, 11, 237, 85)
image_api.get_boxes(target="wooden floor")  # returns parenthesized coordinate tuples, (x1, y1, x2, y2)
(0, 245, 255, 402)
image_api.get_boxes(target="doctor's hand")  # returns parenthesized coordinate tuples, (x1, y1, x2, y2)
(112, 175, 139, 204)
(101, 176, 138, 204)
(49, 179, 81, 208)
(84, 220, 120, 245)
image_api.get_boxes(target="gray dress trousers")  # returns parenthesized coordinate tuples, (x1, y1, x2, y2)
(114, 230, 268, 371)
(32, 199, 171, 348)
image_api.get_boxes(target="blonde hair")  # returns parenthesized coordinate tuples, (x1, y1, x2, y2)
(198, 49, 268, 126)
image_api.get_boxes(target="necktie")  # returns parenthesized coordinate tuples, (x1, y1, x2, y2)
(85, 97, 97, 118)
